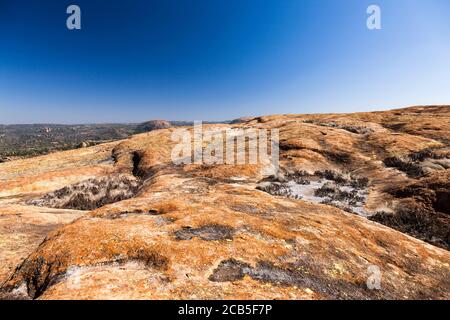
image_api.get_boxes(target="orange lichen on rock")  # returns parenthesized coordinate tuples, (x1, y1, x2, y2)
(0, 106, 449, 300)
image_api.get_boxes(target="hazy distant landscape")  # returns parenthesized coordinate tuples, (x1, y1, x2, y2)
(0, 123, 135, 160)
(0, 120, 226, 161)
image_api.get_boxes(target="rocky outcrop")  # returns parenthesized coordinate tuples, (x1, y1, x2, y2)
(134, 120, 172, 134)
(0, 106, 449, 300)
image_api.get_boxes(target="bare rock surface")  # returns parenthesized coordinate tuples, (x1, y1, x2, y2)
(0, 106, 449, 300)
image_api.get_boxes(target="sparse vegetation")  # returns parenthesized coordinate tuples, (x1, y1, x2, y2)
(370, 207, 450, 250)
(383, 148, 448, 178)
(27, 175, 140, 210)
(312, 122, 374, 135)
(383, 156, 426, 178)
(256, 182, 302, 200)
(314, 170, 347, 184)
(257, 170, 369, 215)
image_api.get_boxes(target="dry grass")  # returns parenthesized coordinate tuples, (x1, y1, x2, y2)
(27, 174, 140, 210)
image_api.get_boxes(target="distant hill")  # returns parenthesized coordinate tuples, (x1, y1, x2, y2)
(134, 120, 172, 134)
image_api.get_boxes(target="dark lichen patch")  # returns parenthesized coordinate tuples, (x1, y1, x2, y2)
(128, 249, 169, 270)
(0, 288, 31, 300)
(209, 259, 305, 286)
(278, 142, 352, 165)
(13, 256, 66, 300)
(2, 249, 170, 300)
(320, 199, 354, 214)
(228, 204, 271, 216)
(383, 123, 406, 131)
(208, 259, 251, 282)
(105, 208, 169, 220)
(208, 259, 391, 299)
(246, 261, 301, 286)
(174, 225, 235, 241)
(320, 150, 352, 165)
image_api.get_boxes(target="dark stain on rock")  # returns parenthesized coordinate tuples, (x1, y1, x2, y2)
(208, 259, 396, 300)
(208, 259, 251, 282)
(209, 259, 302, 286)
(128, 249, 169, 271)
(108, 207, 171, 219)
(131, 151, 146, 178)
(174, 225, 235, 241)
(2, 249, 170, 300)
(246, 261, 300, 286)
(320, 150, 352, 165)
(17, 256, 65, 300)
(228, 204, 272, 217)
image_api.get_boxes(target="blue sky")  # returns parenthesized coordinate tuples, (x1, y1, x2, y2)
(1, 0, 450, 124)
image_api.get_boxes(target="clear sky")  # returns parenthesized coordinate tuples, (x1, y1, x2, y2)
(1, 0, 450, 124)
